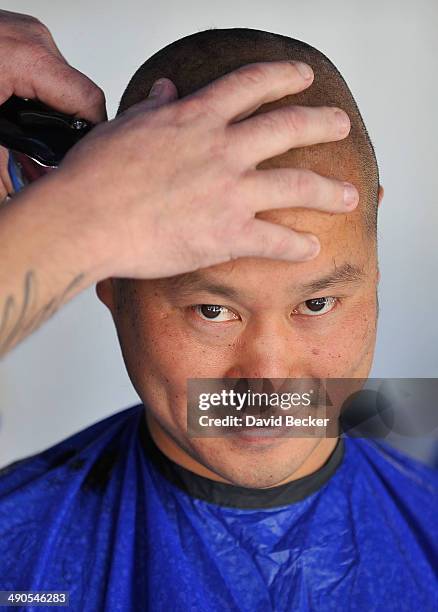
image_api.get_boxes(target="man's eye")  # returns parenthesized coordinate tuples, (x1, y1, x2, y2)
(293, 297, 337, 316)
(194, 304, 239, 322)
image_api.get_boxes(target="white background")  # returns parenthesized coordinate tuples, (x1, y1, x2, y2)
(1, 0, 437, 467)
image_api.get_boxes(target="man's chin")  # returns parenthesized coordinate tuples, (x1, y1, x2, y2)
(205, 466, 298, 490)
(195, 448, 301, 489)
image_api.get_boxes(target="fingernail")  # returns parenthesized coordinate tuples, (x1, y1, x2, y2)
(343, 182, 359, 207)
(335, 109, 350, 133)
(149, 78, 167, 96)
(294, 61, 314, 80)
(304, 236, 320, 260)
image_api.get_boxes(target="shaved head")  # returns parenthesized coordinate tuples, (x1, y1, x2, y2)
(118, 27, 380, 234)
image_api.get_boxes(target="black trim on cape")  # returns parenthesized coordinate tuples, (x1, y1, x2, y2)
(139, 410, 345, 509)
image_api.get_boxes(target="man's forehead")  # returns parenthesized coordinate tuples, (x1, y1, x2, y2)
(154, 204, 373, 301)
(158, 260, 367, 301)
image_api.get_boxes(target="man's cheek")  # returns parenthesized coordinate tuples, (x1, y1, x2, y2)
(146, 321, 226, 379)
(306, 315, 376, 376)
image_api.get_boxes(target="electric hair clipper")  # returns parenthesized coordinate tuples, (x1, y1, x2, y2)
(0, 95, 94, 193)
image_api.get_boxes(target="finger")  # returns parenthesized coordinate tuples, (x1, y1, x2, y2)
(240, 168, 359, 213)
(231, 218, 320, 262)
(191, 61, 314, 123)
(0, 146, 12, 195)
(122, 78, 179, 116)
(13, 54, 107, 123)
(228, 104, 350, 167)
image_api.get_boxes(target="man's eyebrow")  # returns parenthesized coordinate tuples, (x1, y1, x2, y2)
(163, 263, 365, 299)
(299, 263, 365, 293)
(162, 272, 240, 299)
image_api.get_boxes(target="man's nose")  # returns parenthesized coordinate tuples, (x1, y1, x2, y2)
(224, 322, 305, 382)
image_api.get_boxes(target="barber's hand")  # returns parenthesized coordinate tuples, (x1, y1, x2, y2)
(0, 9, 106, 199)
(52, 61, 358, 280)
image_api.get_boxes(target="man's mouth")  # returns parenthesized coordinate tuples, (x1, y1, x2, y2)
(228, 406, 290, 443)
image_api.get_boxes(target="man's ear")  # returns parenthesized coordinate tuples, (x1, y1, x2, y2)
(95, 278, 117, 315)
(377, 185, 384, 206)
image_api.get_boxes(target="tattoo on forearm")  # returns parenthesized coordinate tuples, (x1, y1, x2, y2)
(0, 270, 85, 357)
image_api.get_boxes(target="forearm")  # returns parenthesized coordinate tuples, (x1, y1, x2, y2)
(0, 174, 109, 358)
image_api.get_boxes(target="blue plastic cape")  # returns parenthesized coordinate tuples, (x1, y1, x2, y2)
(0, 404, 437, 611)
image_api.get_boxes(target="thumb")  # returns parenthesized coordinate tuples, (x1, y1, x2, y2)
(120, 78, 178, 118)
(145, 78, 179, 107)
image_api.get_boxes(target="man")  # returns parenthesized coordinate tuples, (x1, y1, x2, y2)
(1, 28, 437, 611)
